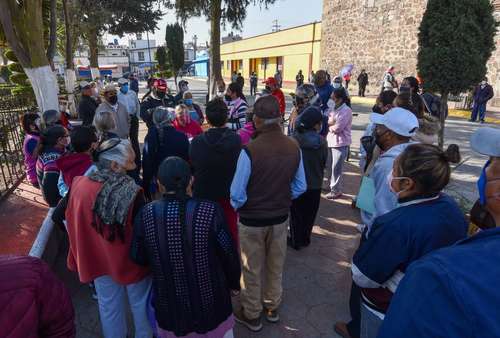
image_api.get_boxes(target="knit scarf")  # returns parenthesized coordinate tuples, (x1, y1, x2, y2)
(89, 169, 140, 241)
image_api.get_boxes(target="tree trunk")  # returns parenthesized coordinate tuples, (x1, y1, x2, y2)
(62, 0, 76, 117)
(87, 27, 99, 79)
(46, 0, 57, 68)
(0, 0, 59, 112)
(209, 0, 222, 99)
(438, 92, 449, 149)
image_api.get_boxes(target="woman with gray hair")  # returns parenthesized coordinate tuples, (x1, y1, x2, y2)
(142, 106, 190, 200)
(93, 110, 119, 142)
(52, 139, 152, 338)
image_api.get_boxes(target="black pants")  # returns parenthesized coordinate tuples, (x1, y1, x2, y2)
(250, 84, 257, 96)
(345, 80, 350, 90)
(346, 281, 361, 338)
(289, 189, 321, 248)
(359, 84, 366, 97)
(129, 115, 141, 170)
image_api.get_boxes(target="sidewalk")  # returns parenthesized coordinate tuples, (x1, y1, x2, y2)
(53, 162, 362, 338)
(0, 179, 48, 255)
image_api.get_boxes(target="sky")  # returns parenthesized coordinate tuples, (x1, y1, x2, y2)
(105, 0, 323, 46)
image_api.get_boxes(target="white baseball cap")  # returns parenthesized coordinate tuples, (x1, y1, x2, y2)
(117, 78, 128, 85)
(471, 127, 500, 157)
(79, 80, 91, 89)
(370, 107, 419, 137)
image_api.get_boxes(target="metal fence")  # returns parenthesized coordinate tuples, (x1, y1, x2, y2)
(0, 95, 36, 200)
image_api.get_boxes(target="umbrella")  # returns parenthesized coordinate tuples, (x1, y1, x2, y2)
(340, 64, 354, 76)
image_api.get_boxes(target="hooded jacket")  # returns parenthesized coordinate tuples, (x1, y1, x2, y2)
(293, 130, 328, 190)
(190, 128, 242, 200)
(238, 122, 255, 146)
(56, 153, 94, 188)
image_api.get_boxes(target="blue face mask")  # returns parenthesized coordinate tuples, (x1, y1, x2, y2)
(184, 98, 193, 106)
(120, 84, 129, 94)
(478, 161, 491, 205)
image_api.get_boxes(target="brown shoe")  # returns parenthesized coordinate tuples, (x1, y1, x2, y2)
(234, 309, 263, 332)
(334, 322, 352, 338)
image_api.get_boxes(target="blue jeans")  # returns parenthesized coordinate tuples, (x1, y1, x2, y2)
(471, 102, 487, 121)
(94, 275, 153, 338)
(361, 304, 383, 338)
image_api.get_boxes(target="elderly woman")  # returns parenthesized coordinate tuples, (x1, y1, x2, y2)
(131, 156, 241, 338)
(173, 104, 203, 139)
(183, 91, 204, 124)
(93, 110, 119, 142)
(142, 107, 189, 200)
(53, 139, 152, 338)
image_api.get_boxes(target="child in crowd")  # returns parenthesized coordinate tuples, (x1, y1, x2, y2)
(237, 111, 256, 146)
(35, 125, 69, 207)
(21, 112, 41, 188)
(351, 143, 467, 338)
(56, 126, 98, 197)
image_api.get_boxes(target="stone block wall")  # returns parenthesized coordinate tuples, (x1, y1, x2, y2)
(321, 0, 500, 106)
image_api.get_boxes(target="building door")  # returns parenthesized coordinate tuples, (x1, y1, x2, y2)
(277, 56, 284, 79)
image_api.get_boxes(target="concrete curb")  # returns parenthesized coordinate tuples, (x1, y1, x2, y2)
(28, 208, 55, 258)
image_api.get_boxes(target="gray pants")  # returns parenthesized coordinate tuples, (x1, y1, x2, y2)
(361, 304, 383, 338)
(329, 146, 349, 193)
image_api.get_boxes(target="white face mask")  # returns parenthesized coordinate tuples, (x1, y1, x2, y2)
(387, 171, 411, 197)
(327, 99, 336, 109)
(481, 81, 487, 86)
(333, 83, 341, 89)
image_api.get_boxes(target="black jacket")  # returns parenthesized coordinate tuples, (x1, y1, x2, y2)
(190, 128, 241, 201)
(293, 130, 328, 190)
(142, 125, 189, 198)
(357, 72, 369, 86)
(78, 95, 98, 126)
(140, 95, 175, 128)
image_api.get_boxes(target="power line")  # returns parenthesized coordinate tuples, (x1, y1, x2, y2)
(272, 19, 281, 32)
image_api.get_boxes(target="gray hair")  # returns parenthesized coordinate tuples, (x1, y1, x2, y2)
(97, 139, 133, 169)
(93, 110, 116, 133)
(153, 107, 175, 126)
(263, 117, 282, 125)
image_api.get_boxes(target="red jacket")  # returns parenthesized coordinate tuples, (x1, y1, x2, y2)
(56, 153, 94, 188)
(0, 255, 75, 338)
(65, 176, 149, 284)
(173, 119, 203, 139)
(272, 89, 286, 116)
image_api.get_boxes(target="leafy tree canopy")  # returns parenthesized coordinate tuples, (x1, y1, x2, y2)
(165, 23, 184, 73)
(174, 0, 277, 29)
(418, 0, 498, 95)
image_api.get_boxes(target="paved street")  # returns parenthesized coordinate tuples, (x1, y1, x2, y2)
(54, 77, 491, 337)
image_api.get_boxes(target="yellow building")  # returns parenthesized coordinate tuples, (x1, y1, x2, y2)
(220, 22, 321, 88)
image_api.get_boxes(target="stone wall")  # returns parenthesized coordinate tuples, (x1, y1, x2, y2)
(321, 0, 500, 106)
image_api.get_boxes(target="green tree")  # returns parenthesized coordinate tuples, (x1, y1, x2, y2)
(174, 0, 277, 98)
(156, 46, 168, 71)
(0, 0, 59, 111)
(418, 0, 497, 148)
(165, 23, 184, 85)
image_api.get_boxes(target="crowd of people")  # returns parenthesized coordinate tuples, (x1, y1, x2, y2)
(2, 65, 500, 338)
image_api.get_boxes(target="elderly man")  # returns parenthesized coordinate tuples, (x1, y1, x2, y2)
(118, 78, 141, 168)
(231, 95, 307, 332)
(96, 85, 130, 139)
(77, 81, 98, 126)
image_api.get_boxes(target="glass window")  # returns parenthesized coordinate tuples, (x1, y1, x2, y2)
(138, 51, 145, 61)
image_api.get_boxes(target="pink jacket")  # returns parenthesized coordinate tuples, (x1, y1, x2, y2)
(0, 255, 75, 338)
(238, 122, 255, 145)
(327, 103, 352, 148)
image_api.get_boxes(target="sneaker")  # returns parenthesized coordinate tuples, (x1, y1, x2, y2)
(326, 192, 343, 200)
(234, 309, 263, 332)
(334, 322, 352, 338)
(265, 308, 280, 323)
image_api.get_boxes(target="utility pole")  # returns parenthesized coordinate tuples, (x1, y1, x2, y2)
(146, 30, 152, 70)
(272, 19, 281, 32)
(192, 35, 198, 60)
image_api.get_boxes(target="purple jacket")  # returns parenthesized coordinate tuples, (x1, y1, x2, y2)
(23, 133, 40, 186)
(327, 103, 352, 148)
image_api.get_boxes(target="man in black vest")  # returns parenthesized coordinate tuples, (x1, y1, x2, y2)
(230, 95, 307, 332)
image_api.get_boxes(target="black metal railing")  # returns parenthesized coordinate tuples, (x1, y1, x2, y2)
(0, 96, 36, 200)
